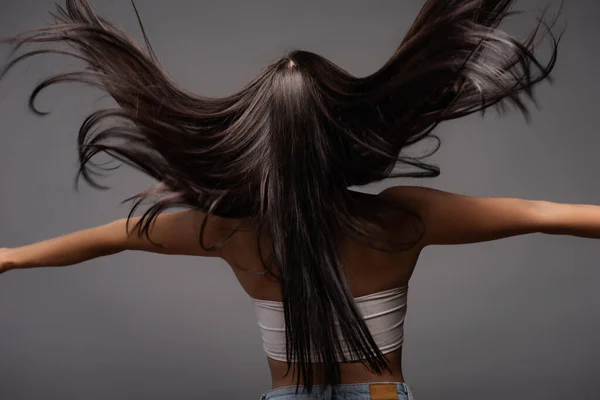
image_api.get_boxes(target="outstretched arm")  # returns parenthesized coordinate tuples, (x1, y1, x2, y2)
(0, 210, 224, 274)
(380, 185, 600, 248)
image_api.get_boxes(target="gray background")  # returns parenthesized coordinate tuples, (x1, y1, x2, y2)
(0, 1, 598, 399)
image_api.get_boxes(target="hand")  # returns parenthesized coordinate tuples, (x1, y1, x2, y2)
(0, 248, 13, 275)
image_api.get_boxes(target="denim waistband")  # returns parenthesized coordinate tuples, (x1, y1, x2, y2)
(259, 381, 415, 399)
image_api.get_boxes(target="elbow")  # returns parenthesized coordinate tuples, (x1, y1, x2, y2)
(533, 200, 568, 235)
(102, 219, 133, 253)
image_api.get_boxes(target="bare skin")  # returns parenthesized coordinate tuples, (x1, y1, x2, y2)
(1, 185, 598, 389)
(219, 213, 422, 388)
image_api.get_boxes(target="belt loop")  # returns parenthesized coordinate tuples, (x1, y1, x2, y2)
(402, 382, 415, 400)
(324, 384, 333, 400)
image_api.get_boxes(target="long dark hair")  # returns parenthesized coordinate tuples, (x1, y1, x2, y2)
(0, 0, 562, 394)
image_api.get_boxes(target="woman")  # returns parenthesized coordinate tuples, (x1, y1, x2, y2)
(0, 0, 568, 399)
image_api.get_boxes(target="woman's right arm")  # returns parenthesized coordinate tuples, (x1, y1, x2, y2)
(380, 186, 600, 248)
(0, 248, 13, 274)
(0, 209, 226, 275)
(0, 221, 128, 275)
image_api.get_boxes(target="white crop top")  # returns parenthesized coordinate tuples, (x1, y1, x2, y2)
(252, 284, 408, 362)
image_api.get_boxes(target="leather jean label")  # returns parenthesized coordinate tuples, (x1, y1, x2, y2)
(369, 383, 398, 399)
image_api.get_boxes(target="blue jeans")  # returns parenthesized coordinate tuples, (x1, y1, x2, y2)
(259, 381, 415, 399)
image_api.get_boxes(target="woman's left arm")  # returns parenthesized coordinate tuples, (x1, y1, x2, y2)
(0, 210, 224, 273)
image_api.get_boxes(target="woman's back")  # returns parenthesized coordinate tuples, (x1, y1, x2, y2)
(218, 190, 423, 388)
(0, 0, 565, 397)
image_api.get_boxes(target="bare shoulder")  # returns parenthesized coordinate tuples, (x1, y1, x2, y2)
(379, 185, 547, 247)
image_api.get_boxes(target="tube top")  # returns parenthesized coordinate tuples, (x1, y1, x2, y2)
(252, 284, 408, 362)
